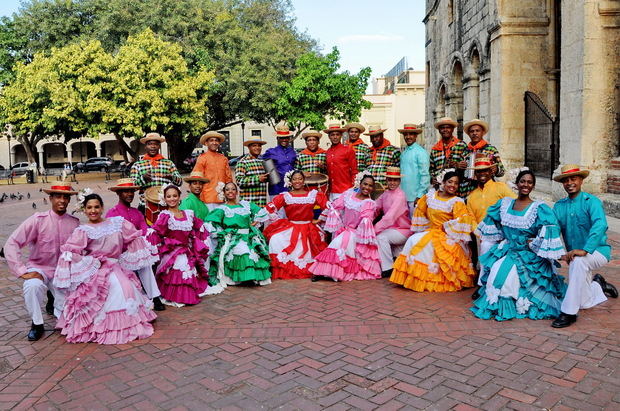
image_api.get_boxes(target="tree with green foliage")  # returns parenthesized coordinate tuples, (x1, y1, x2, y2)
(274, 48, 372, 139)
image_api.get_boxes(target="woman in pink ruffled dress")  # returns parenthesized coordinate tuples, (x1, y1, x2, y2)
(53, 193, 159, 345)
(147, 184, 212, 306)
(309, 173, 381, 281)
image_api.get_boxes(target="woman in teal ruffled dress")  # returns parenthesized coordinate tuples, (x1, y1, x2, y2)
(471, 170, 567, 321)
(203, 182, 271, 294)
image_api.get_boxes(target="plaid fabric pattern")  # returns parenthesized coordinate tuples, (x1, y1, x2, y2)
(367, 145, 400, 184)
(295, 150, 327, 174)
(450, 142, 505, 197)
(235, 155, 268, 207)
(130, 158, 183, 205)
(429, 140, 466, 178)
(350, 143, 371, 171)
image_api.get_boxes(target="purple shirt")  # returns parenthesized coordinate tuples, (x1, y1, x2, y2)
(3, 210, 80, 279)
(105, 202, 149, 235)
(263, 145, 297, 195)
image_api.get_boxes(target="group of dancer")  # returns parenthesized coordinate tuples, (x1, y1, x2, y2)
(4, 120, 617, 345)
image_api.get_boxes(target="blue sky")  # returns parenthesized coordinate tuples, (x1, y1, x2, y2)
(1, 0, 426, 80)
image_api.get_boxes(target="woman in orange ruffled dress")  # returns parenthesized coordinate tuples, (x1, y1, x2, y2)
(390, 169, 476, 292)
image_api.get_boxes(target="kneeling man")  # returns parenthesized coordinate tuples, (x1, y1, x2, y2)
(552, 165, 617, 328)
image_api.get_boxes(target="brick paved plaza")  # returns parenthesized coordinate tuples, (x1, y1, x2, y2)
(0, 180, 619, 410)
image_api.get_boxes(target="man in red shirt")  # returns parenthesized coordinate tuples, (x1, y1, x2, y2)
(324, 123, 358, 201)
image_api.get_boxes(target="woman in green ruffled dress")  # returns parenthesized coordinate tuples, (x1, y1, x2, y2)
(203, 182, 271, 293)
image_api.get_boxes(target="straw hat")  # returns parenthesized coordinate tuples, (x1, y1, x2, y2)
(302, 130, 322, 140)
(144, 186, 163, 204)
(468, 156, 494, 171)
(42, 182, 78, 195)
(384, 166, 404, 179)
(184, 170, 210, 183)
(464, 119, 489, 134)
(275, 124, 293, 138)
(200, 131, 225, 145)
(322, 123, 346, 133)
(243, 139, 267, 147)
(364, 126, 387, 136)
(108, 178, 140, 192)
(398, 123, 423, 134)
(344, 122, 366, 133)
(140, 132, 166, 144)
(434, 117, 458, 129)
(305, 173, 328, 185)
(553, 164, 590, 182)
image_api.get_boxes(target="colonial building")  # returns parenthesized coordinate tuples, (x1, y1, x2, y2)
(424, 0, 619, 194)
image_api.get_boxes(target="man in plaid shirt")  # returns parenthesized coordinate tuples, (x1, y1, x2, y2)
(451, 119, 505, 198)
(365, 127, 400, 185)
(345, 123, 371, 171)
(130, 133, 183, 207)
(429, 117, 465, 181)
(295, 130, 326, 175)
(235, 139, 269, 207)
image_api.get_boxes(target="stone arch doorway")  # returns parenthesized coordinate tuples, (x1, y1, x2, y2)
(435, 83, 447, 123)
(464, 48, 481, 121)
(524, 91, 559, 178)
(71, 141, 97, 164)
(42, 142, 68, 168)
(12, 144, 28, 163)
(451, 60, 464, 140)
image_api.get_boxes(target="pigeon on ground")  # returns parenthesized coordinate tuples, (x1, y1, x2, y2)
(32, 202, 36, 209)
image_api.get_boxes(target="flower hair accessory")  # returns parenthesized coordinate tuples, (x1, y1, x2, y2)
(158, 183, 179, 206)
(436, 168, 455, 186)
(283, 170, 295, 188)
(75, 187, 93, 212)
(354, 170, 373, 189)
(215, 181, 226, 201)
(506, 166, 530, 191)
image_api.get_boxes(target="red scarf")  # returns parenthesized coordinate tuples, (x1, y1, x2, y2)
(432, 137, 459, 159)
(301, 148, 326, 156)
(370, 139, 391, 161)
(143, 153, 164, 167)
(348, 139, 366, 147)
(467, 139, 488, 151)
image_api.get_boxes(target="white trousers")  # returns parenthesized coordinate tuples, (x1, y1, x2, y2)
(136, 265, 161, 299)
(23, 275, 65, 325)
(376, 229, 408, 271)
(561, 251, 608, 315)
(329, 193, 343, 202)
(477, 239, 494, 286)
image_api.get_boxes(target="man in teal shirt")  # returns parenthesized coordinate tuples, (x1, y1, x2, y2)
(180, 171, 211, 221)
(552, 165, 617, 328)
(398, 124, 430, 214)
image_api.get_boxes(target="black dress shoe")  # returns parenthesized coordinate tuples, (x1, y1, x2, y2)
(153, 297, 166, 311)
(551, 313, 577, 328)
(381, 269, 393, 278)
(471, 286, 481, 300)
(593, 274, 618, 298)
(27, 323, 44, 341)
(45, 290, 55, 315)
(311, 275, 320, 282)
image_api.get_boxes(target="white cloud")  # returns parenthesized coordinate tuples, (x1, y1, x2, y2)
(337, 34, 405, 44)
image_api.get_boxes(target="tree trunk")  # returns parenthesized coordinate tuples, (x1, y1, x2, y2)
(166, 135, 198, 171)
(17, 135, 38, 164)
(114, 134, 136, 162)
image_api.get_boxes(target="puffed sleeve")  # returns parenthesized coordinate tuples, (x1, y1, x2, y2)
(443, 199, 476, 242)
(118, 219, 159, 270)
(410, 194, 430, 232)
(323, 191, 347, 233)
(146, 211, 170, 247)
(355, 200, 378, 244)
(528, 204, 566, 260)
(263, 193, 286, 221)
(191, 215, 212, 258)
(476, 198, 505, 242)
(53, 228, 99, 290)
(315, 191, 329, 209)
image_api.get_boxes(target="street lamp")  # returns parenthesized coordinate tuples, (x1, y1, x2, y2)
(7, 133, 12, 182)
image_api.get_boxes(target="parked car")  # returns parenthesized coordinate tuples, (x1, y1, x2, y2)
(74, 157, 113, 173)
(10, 162, 31, 176)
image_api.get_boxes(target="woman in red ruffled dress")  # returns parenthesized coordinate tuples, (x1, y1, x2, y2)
(262, 170, 328, 279)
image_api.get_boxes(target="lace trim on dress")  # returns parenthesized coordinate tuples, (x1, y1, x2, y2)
(343, 190, 374, 211)
(220, 201, 251, 218)
(528, 225, 566, 260)
(77, 216, 124, 239)
(476, 221, 505, 242)
(119, 246, 160, 271)
(283, 190, 318, 205)
(53, 254, 102, 290)
(160, 210, 194, 231)
(411, 216, 430, 232)
(499, 198, 542, 229)
(425, 189, 463, 212)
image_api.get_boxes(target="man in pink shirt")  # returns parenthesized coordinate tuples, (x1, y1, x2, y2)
(374, 167, 411, 277)
(3, 183, 79, 341)
(105, 178, 164, 311)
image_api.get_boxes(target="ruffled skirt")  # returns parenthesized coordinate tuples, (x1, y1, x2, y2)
(208, 231, 271, 285)
(390, 229, 475, 292)
(309, 228, 381, 281)
(157, 250, 210, 305)
(57, 261, 156, 344)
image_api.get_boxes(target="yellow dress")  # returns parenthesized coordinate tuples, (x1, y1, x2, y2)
(390, 189, 476, 292)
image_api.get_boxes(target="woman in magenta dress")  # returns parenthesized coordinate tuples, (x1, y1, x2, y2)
(308, 172, 381, 281)
(262, 170, 328, 279)
(53, 193, 159, 344)
(147, 184, 212, 307)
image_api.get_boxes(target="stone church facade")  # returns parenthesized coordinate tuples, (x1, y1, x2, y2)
(424, 0, 619, 194)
